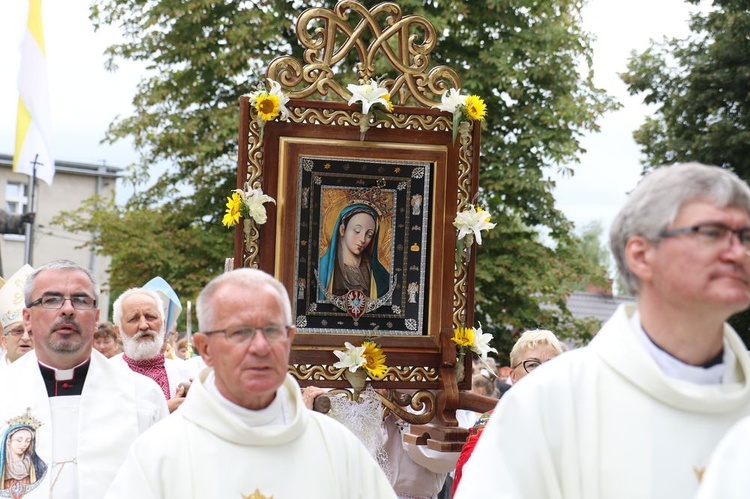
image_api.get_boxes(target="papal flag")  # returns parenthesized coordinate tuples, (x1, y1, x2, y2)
(13, 0, 55, 186)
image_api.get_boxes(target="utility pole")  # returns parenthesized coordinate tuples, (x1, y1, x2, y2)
(23, 154, 41, 266)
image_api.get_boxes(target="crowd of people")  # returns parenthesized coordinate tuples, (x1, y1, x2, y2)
(1, 161, 750, 497)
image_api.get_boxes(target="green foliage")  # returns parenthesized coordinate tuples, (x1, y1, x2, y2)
(622, 1, 750, 175)
(61, 0, 617, 342)
(51, 196, 230, 325)
(569, 220, 612, 292)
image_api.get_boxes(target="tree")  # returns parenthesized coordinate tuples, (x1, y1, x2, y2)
(622, 0, 750, 344)
(621, 1, 750, 175)
(61, 0, 617, 339)
(569, 220, 612, 292)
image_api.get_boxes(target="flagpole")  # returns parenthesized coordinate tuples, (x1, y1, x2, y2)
(24, 154, 39, 266)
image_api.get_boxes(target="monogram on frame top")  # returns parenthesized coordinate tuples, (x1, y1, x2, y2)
(267, 1, 462, 107)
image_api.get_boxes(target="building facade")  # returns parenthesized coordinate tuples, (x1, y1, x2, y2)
(0, 153, 119, 318)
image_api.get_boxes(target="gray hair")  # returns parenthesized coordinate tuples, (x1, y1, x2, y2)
(610, 162, 750, 295)
(111, 288, 166, 334)
(509, 329, 564, 367)
(196, 268, 292, 331)
(25, 260, 99, 306)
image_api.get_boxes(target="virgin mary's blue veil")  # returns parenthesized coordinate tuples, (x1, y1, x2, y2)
(0, 424, 47, 490)
(317, 203, 390, 301)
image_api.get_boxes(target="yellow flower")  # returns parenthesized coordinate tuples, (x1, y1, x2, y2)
(382, 94, 394, 112)
(452, 326, 474, 348)
(222, 192, 243, 227)
(255, 93, 281, 121)
(362, 341, 387, 379)
(464, 95, 486, 121)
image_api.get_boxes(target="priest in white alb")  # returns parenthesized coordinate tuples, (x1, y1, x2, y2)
(0, 260, 167, 498)
(106, 268, 396, 498)
(455, 163, 750, 499)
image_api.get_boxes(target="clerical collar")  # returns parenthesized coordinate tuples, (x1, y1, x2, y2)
(629, 311, 727, 385)
(38, 359, 91, 397)
(204, 371, 290, 427)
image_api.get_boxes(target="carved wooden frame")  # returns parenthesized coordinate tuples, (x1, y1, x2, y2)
(233, 1, 484, 424)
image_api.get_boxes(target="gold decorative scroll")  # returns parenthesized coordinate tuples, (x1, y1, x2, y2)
(267, 1, 461, 107)
(452, 121, 475, 329)
(290, 363, 439, 383)
(243, 111, 264, 268)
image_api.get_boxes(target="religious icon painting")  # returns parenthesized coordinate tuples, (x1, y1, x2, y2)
(0, 408, 47, 498)
(295, 155, 432, 335)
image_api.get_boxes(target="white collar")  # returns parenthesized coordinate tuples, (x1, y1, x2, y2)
(204, 371, 291, 427)
(630, 310, 729, 385)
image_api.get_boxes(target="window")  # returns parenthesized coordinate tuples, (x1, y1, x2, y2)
(4, 181, 30, 241)
(5, 181, 29, 215)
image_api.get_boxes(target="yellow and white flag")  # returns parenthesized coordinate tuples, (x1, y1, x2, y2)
(13, 0, 54, 186)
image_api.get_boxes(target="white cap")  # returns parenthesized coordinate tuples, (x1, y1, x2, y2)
(0, 265, 34, 329)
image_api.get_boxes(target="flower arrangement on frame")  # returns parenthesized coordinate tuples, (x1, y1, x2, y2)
(453, 203, 496, 263)
(347, 79, 394, 140)
(452, 323, 497, 382)
(243, 78, 290, 136)
(333, 340, 387, 400)
(222, 185, 276, 228)
(435, 87, 487, 143)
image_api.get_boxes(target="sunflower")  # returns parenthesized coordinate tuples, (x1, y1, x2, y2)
(362, 341, 387, 379)
(452, 326, 474, 348)
(255, 93, 281, 121)
(382, 94, 394, 112)
(464, 95, 487, 121)
(222, 191, 243, 227)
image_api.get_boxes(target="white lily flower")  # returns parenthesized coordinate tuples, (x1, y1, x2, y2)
(471, 323, 497, 360)
(453, 205, 497, 245)
(347, 81, 390, 115)
(237, 187, 276, 225)
(267, 78, 290, 120)
(435, 88, 467, 114)
(333, 341, 367, 372)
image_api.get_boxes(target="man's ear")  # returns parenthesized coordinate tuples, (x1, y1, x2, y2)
(193, 333, 212, 367)
(625, 235, 655, 284)
(113, 325, 122, 341)
(22, 309, 31, 334)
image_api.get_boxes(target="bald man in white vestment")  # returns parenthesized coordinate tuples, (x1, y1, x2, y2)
(456, 163, 750, 499)
(106, 268, 396, 499)
(0, 260, 167, 498)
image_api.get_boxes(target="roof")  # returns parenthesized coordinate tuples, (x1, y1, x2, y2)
(566, 291, 634, 322)
(0, 153, 121, 179)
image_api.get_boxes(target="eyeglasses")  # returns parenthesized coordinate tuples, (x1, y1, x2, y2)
(660, 223, 750, 253)
(201, 325, 292, 345)
(4, 327, 28, 338)
(28, 295, 97, 310)
(512, 358, 543, 374)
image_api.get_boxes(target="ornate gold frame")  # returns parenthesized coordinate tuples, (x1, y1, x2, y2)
(234, 1, 487, 425)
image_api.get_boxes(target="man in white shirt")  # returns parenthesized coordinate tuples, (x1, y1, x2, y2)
(106, 268, 396, 498)
(456, 163, 750, 499)
(0, 260, 167, 498)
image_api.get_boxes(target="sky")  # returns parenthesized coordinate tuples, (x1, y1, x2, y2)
(0, 0, 697, 231)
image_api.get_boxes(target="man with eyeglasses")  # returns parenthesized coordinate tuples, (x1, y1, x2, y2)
(0, 265, 35, 366)
(106, 267, 396, 498)
(455, 163, 750, 499)
(0, 260, 168, 498)
(110, 288, 196, 413)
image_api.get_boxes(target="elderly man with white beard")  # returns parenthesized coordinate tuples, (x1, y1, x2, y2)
(111, 288, 196, 413)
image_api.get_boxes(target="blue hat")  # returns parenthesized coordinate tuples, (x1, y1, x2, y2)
(142, 277, 182, 333)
